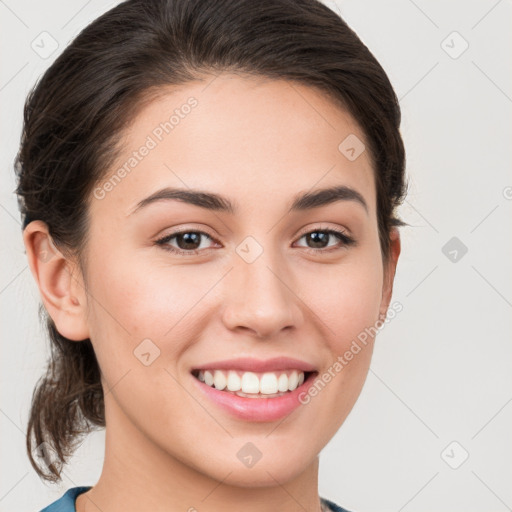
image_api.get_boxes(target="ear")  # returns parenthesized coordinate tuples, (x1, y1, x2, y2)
(379, 227, 401, 321)
(23, 220, 90, 341)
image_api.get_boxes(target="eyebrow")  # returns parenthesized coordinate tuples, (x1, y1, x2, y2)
(129, 184, 368, 216)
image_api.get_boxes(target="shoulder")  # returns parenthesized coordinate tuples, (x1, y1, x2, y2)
(321, 496, 355, 512)
(40, 489, 348, 512)
(39, 486, 92, 512)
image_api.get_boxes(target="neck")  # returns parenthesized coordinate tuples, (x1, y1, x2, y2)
(76, 394, 324, 512)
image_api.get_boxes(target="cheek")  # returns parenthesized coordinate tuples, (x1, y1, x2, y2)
(87, 247, 190, 331)
(84, 248, 217, 371)
(306, 255, 384, 348)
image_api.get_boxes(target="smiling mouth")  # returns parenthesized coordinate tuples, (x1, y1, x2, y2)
(191, 369, 317, 398)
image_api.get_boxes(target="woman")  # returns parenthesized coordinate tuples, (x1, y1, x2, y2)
(15, 0, 407, 510)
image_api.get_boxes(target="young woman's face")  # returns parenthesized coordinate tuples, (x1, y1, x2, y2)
(78, 73, 399, 486)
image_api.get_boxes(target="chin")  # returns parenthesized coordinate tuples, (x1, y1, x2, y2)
(193, 446, 317, 488)
(216, 462, 310, 488)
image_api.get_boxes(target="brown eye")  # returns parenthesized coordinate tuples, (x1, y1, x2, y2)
(155, 230, 217, 255)
(295, 228, 355, 253)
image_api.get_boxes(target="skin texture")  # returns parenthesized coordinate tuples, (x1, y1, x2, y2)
(24, 73, 400, 512)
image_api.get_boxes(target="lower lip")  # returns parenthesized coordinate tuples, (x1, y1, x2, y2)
(191, 372, 317, 422)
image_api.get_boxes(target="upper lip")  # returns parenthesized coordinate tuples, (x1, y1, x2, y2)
(191, 357, 317, 373)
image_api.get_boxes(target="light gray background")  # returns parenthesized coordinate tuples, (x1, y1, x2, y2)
(1, 1, 511, 511)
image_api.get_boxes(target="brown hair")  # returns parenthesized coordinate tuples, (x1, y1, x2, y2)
(14, 0, 408, 482)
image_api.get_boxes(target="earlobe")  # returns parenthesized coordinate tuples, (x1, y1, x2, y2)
(23, 220, 90, 341)
(379, 227, 401, 320)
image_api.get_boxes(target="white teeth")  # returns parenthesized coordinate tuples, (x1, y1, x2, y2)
(204, 370, 214, 386)
(196, 369, 308, 396)
(277, 373, 289, 392)
(213, 370, 227, 390)
(241, 372, 260, 393)
(226, 370, 241, 391)
(259, 373, 278, 394)
(235, 390, 287, 398)
(288, 370, 299, 391)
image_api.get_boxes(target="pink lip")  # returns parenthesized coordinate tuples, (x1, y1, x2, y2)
(191, 371, 318, 422)
(191, 356, 317, 373)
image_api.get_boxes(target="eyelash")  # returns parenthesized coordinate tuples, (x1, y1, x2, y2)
(154, 226, 356, 256)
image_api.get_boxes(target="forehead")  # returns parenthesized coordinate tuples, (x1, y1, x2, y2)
(91, 73, 376, 219)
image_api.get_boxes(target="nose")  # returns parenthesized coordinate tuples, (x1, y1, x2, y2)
(221, 250, 303, 338)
